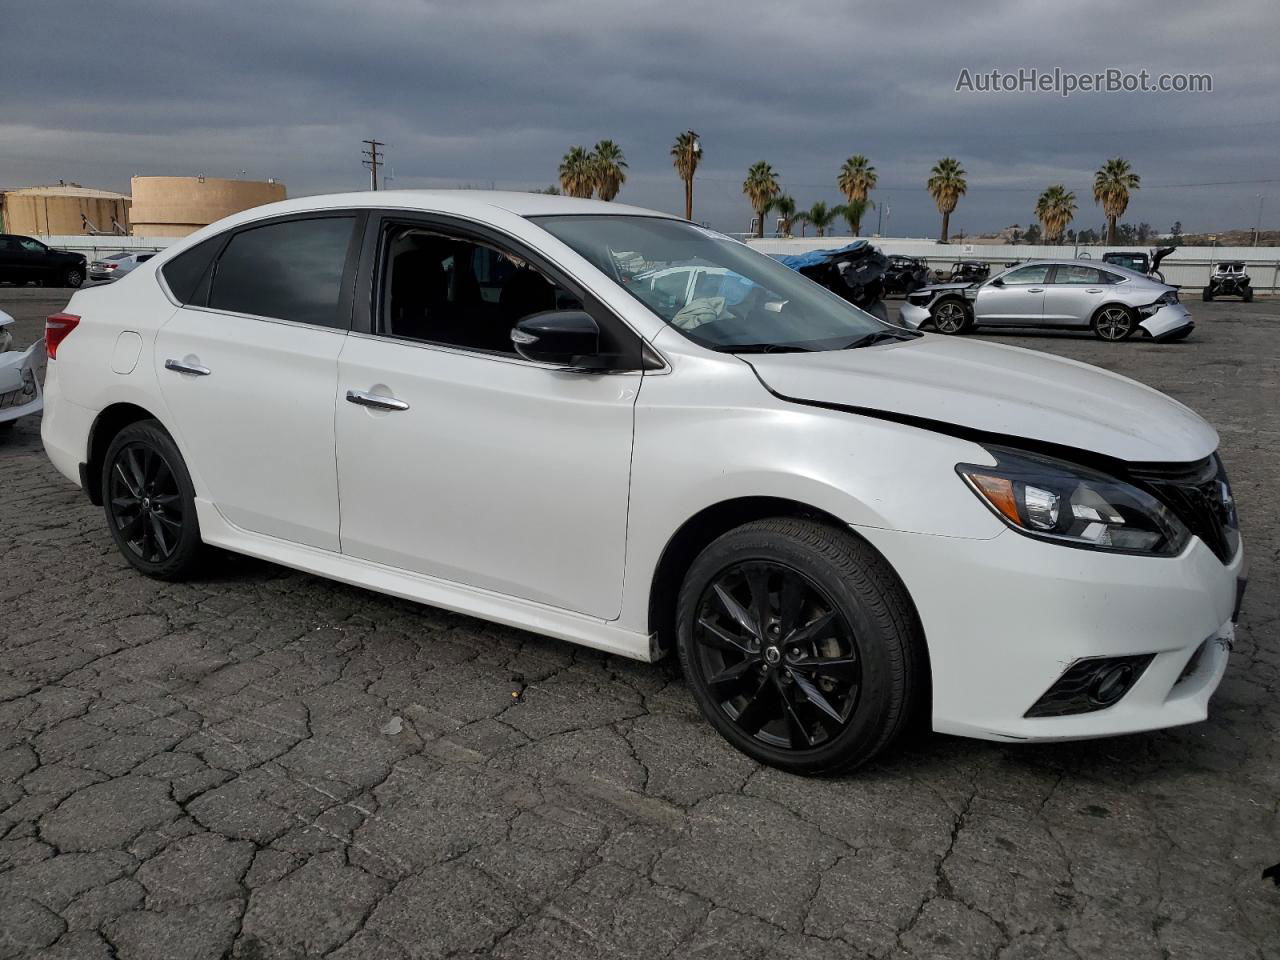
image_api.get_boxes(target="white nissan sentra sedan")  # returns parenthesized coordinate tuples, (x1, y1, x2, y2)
(40, 192, 1245, 774)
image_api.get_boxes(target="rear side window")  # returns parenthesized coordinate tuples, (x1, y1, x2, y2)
(208, 216, 356, 327)
(161, 235, 225, 305)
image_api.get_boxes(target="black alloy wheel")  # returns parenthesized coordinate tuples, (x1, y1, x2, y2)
(690, 560, 862, 751)
(676, 518, 923, 775)
(103, 420, 204, 579)
(108, 442, 184, 563)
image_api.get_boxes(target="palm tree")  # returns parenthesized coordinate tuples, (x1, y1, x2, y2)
(1034, 185, 1078, 244)
(837, 198, 871, 236)
(836, 155, 877, 235)
(927, 157, 967, 243)
(743, 162, 781, 238)
(766, 195, 797, 236)
(559, 146, 594, 198)
(671, 131, 702, 220)
(590, 140, 627, 201)
(1093, 157, 1140, 245)
(795, 201, 839, 238)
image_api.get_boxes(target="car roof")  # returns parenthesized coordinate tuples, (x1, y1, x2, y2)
(1004, 259, 1155, 281)
(218, 190, 675, 222)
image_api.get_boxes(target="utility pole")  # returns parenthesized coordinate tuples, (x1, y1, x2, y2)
(1255, 195, 1265, 247)
(361, 139, 385, 191)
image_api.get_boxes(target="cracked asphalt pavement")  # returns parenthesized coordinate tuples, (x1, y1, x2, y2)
(1, 288, 1277, 959)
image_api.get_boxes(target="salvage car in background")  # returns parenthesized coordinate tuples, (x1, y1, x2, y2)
(934, 260, 990, 284)
(772, 240, 888, 320)
(0, 309, 44, 432)
(41, 192, 1242, 774)
(89, 251, 158, 282)
(901, 259, 1193, 342)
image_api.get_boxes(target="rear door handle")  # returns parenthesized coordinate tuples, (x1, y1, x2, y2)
(1027, 288, 1045, 293)
(164, 358, 211, 376)
(1085, 288, 1103, 293)
(345, 389, 409, 412)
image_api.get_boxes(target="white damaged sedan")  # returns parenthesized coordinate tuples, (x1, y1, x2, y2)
(900, 259, 1194, 342)
(0, 309, 45, 432)
(40, 193, 1243, 774)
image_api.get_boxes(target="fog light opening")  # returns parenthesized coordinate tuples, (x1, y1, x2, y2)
(1089, 663, 1135, 706)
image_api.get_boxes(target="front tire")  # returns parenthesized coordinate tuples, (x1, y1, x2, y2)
(676, 518, 923, 775)
(930, 298, 971, 335)
(102, 420, 204, 580)
(1243, 286, 1253, 303)
(1202, 287, 1213, 302)
(1092, 304, 1137, 341)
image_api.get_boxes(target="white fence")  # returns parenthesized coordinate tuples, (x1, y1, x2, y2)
(39, 235, 171, 262)
(748, 237, 1280, 293)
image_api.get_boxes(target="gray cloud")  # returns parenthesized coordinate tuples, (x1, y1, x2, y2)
(2, 0, 1277, 235)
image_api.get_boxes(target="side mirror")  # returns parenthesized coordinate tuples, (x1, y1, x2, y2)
(511, 310, 601, 367)
(989, 277, 1005, 287)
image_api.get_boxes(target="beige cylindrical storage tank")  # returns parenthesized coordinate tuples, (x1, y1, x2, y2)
(1, 185, 131, 236)
(129, 176, 287, 237)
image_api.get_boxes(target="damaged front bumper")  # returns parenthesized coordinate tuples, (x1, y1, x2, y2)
(1139, 303, 1194, 341)
(0, 340, 46, 425)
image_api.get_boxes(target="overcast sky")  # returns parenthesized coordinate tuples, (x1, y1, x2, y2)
(3, 0, 1277, 236)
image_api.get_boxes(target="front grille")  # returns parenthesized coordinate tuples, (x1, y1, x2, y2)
(1129, 455, 1239, 564)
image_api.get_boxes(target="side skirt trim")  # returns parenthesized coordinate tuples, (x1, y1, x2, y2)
(194, 499, 656, 663)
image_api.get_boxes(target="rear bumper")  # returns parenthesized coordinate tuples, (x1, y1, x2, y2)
(1139, 303, 1193, 340)
(38, 362, 91, 486)
(856, 523, 1243, 742)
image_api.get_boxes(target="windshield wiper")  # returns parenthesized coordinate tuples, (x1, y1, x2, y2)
(716, 343, 816, 354)
(841, 329, 919, 349)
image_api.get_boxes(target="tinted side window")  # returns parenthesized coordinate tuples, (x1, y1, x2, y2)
(209, 217, 355, 327)
(161, 235, 226, 305)
(381, 224, 582, 354)
(1002, 264, 1051, 284)
(1054, 265, 1107, 285)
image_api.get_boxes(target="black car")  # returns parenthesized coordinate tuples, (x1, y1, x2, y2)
(1101, 246, 1176, 282)
(882, 255, 930, 295)
(0, 234, 87, 288)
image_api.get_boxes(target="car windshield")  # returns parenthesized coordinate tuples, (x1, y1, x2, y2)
(530, 215, 893, 352)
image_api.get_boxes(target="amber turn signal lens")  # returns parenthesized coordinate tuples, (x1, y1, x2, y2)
(969, 474, 1021, 525)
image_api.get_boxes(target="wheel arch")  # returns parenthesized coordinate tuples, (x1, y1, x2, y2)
(646, 496, 929, 672)
(84, 402, 164, 505)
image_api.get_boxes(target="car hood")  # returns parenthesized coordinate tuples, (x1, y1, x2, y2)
(744, 335, 1217, 463)
(914, 281, 973, 295)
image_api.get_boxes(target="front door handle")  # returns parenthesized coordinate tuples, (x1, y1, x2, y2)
(1027, 288, 1045, 293)
(1085, 288, 1103, 293)
(346, 389, 409, 412)
(164, 358, 211, 376)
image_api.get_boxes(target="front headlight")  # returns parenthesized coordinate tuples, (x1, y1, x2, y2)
(957, 447, 1190, 556)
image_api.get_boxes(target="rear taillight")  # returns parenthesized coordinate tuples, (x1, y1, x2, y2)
(45, 313, 80, 359)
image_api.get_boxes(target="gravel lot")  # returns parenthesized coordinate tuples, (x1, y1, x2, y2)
(2, 285, 1277, 960)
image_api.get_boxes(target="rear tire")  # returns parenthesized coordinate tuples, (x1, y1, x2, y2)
(1092, 304, 1137, 341)
(1202, 287, 1213, 301)
(102, 420, 205, 580)
(1243, 287, 1253, 303)
(930, 298, 971, 335)
(676, 518, 924, 776)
